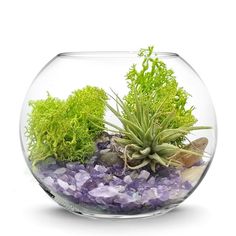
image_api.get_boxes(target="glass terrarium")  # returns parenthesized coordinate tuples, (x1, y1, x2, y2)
(20, 47, 217, 218)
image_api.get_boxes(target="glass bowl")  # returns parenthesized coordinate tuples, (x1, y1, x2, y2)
(20, 48, 217, 218)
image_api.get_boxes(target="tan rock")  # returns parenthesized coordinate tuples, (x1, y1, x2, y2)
(175, 137, 208, 167)
(181, 165, 206, 184)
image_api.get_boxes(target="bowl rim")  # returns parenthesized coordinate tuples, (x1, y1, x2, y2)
(57, 51, 179, 58)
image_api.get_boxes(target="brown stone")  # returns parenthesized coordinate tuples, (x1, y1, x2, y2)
(175, 137, 208, 168)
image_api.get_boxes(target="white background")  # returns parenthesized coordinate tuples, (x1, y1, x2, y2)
(0, 0, 235, 235)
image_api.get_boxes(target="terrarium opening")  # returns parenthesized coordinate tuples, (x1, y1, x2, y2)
(57, 51, 179, 59)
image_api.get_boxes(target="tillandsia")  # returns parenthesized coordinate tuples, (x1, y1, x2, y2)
(104, 90, 211, 172)
(101, 46, 211, 172)
(26, 86, 108, 166)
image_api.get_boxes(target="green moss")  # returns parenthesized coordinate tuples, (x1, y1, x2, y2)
(66, 86, 108, 137)
(26, 86, 107, 165)
(125, 46, 197, 145)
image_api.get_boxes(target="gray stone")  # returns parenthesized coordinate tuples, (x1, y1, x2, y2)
(100, 148, 111, 154)
(129, 171, 139, 179)
(98, 152, 123, 167)
(86, 156, 98, 164)
(54, 167, 67, 175)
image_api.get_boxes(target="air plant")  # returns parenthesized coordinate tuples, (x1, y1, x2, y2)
(104, 90, 211, 172)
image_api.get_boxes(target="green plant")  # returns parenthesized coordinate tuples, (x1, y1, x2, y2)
(101, 46, 211, 172)
(125, 46, 197, 146)
(26, 86, 107, 165)
(105, 90, 210, 172)
(66, 86, 108, 137)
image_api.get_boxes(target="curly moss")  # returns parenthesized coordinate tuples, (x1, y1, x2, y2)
(124, 46, 197, 146)
(26, 86, 107, 165)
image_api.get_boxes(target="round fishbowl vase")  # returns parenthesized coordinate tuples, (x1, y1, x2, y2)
(20, 47, 217, 218)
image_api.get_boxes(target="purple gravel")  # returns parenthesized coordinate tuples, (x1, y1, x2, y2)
(36, 158, 193, 214)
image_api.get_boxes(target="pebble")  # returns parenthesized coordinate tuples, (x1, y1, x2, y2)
(100, 148, 111, 154)
(43, 176, 54, 186)
(138, 170, 150, 180)
(75, 170, 90, 188)
(54, 167, 67, 175)
(86, 156, 98, 164)
(129, 171, 139, 179)
(68, 184, 76, 191)
(89, 185, 119, 198)
(115, 193, 138, 204)
(175, 137, 208, 167)
(181, 166, 206, 185)
(98, 152, 123, 167)
(182, 181, 192, 190)
(142, 188, 159, 203)
(147, 176, 155, 185)
(159, 191, 169, 201)
(57, 179, 69, 190)
(123, 175, 133, 184)
(94, 165, 107, 173)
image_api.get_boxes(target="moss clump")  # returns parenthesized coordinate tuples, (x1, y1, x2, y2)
(26, 86, 107, 165)
(125, 46, 197, 145)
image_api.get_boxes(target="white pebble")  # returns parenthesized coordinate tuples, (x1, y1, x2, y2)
(89, 186, 119, 198)
(63, 190, 72, 196)
(57, 179, 69, 190)
(142, 188, 159, 203)
(123, 175, 132, 184)
(147, 176, 155, 185)
(44, 176, 54, 186)
(68, 185, 76, 191)
(94, 165, 107, 173)
(75, 170, 90, 189)
(138, 170, 150, 180)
